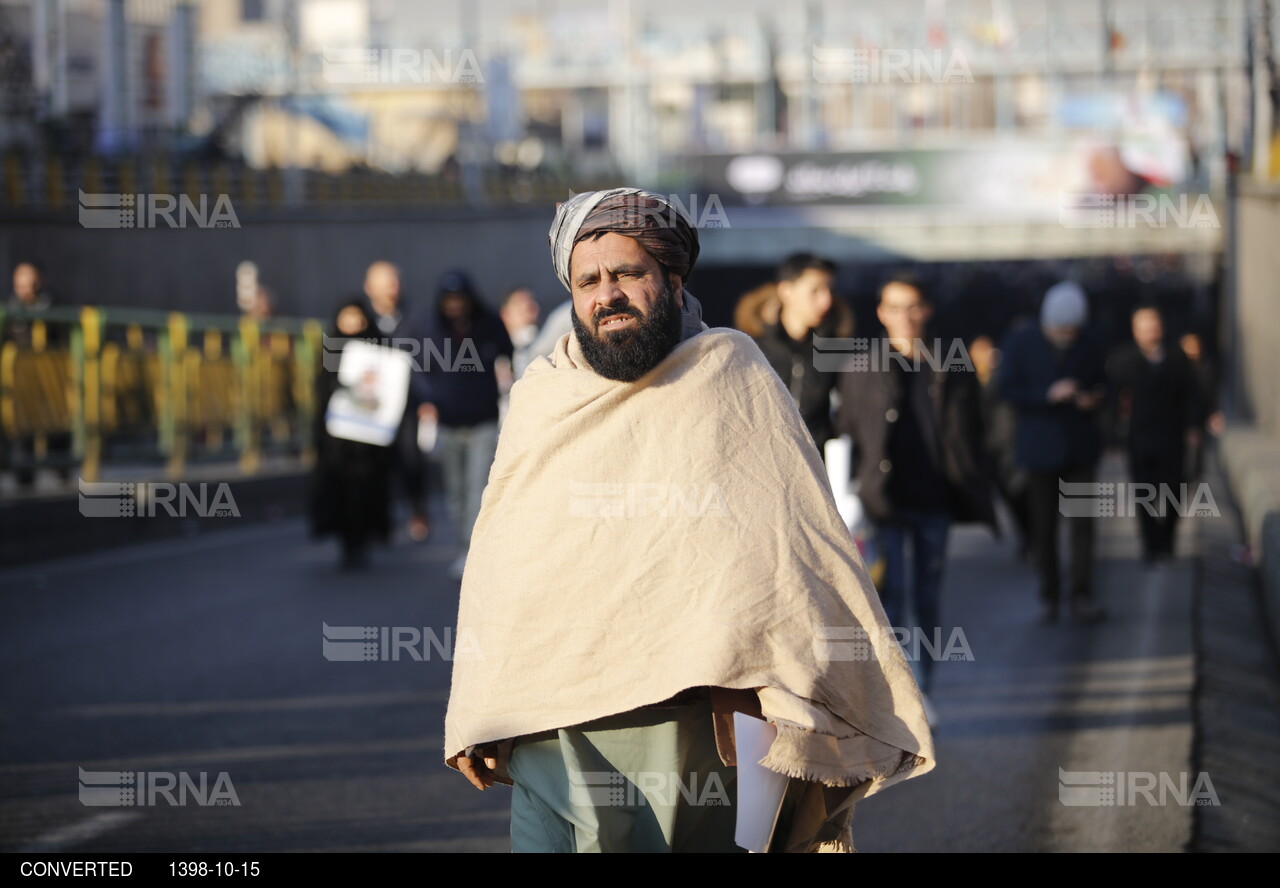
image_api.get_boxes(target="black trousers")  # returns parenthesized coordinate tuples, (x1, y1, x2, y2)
(1027, 465, 1096, 605)
(394, 408, 428, 518)
(1129, 447, 1185, 558)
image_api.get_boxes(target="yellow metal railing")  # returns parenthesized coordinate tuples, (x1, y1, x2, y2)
(0, 305, 323, 483)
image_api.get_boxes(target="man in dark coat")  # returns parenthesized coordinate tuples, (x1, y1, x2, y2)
(415, 270, 513, 578)
(360, 260, 434, 542)
(1107, 303, 1201, 562)
(836, 272, 995, 710)
(754, 253, 845, 454)
(999, 281, 1108, 624)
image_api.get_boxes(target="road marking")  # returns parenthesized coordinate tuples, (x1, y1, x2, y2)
(0, 522, 303, 586)
(18, 811, 140, 852)
(60, 688, 448, 718)
(0, 736, 444, 777)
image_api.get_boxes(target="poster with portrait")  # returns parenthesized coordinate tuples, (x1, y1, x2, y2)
(324, 340, 412, 447)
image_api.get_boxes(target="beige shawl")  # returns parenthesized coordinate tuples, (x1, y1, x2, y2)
(444, 325, 934, 847)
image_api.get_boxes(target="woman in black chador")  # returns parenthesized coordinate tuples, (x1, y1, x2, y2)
(309, 300, 394, 569)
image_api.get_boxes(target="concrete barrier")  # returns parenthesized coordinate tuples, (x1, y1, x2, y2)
(0, 465, 310, 568)
(1219, 427, 1280, 646)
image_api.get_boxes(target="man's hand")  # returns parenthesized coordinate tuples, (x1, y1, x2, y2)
(457, 750, 499, 790)
(1047, 378, 1079, 404)
(1073, 390, 1103, 411)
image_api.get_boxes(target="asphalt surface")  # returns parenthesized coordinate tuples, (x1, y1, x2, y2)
(1, 454, 1205, 853)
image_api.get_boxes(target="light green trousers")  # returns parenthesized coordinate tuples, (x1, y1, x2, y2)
(507, 697, 747, 853)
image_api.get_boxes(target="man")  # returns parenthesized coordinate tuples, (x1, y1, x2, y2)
(498, 286, 541, 381)
(753, 253, 847, 453)
(520, 297, 574, 373)
(1107, 304, 1201, 562)
(999, 281, 1108, 624)
(969, 335, 1032, 560)
(4, 261, 60, 349)
(358, 261, 433, 542)
(245, 284, 273, 321)
(415, 270, 513, 579)
(3, 262, 66, 487)
(835, 273, 995, 720)
(1179, 330, 1225, 478)
(444, 188, 933, 853)
(496, 286, 540, 427)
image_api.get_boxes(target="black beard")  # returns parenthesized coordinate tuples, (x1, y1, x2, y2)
(572, 282, 682, 382)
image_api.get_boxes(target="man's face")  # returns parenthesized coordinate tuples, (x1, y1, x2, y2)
(568, 232, 684, 382)
(1043, 325, 1079, 349)
(777, 268, 833, 332)
(12, 264, 40, 303)
(501, 289, 539, 332)
(364, 263, 400, 313)
(1180, 333, 1201, 361)
(1132, 308, 1163, 352)
(440, 292, 471, 321)
(877, 281, 930, 346)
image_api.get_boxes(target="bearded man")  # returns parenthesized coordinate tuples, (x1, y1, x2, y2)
(443, 188, 934, 853)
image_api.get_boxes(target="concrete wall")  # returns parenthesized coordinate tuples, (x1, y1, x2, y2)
(1, 209, 565, 318)
(5, 202, 1228, 323)
(1236, 180, 1280, 439)
(1221, 180, 1280, 646)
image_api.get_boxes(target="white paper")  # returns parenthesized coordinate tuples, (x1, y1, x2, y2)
(417, 415, 438, 453)
(324, 340, 412, 447)
(733, 712, 789, 853)
(823, 434, 857, 530)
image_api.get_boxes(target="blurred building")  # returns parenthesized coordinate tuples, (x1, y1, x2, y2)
(1, 0, 1273, 179)
(0, 0, 192, 154)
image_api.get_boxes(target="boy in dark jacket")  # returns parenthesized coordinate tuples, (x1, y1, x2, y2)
(753, 253, 847, 453)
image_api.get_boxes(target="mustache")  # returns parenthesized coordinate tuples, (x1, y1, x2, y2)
(593, 306, 643, 327)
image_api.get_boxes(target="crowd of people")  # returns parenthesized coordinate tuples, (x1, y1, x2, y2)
(5, 250, 1222, 625)
(725, 252, 1221, 720)
(309, 261, 560, 574)
(309, 244, 1221, 660)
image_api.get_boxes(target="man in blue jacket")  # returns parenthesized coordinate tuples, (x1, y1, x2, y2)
(998, 282, 1107, 624)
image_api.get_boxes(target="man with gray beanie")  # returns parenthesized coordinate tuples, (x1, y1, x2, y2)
(998, 281, 1108, 624)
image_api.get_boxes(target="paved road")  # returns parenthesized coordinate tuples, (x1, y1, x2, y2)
(0, 455, 1199, 853)
(853, 507, 1195, 852)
